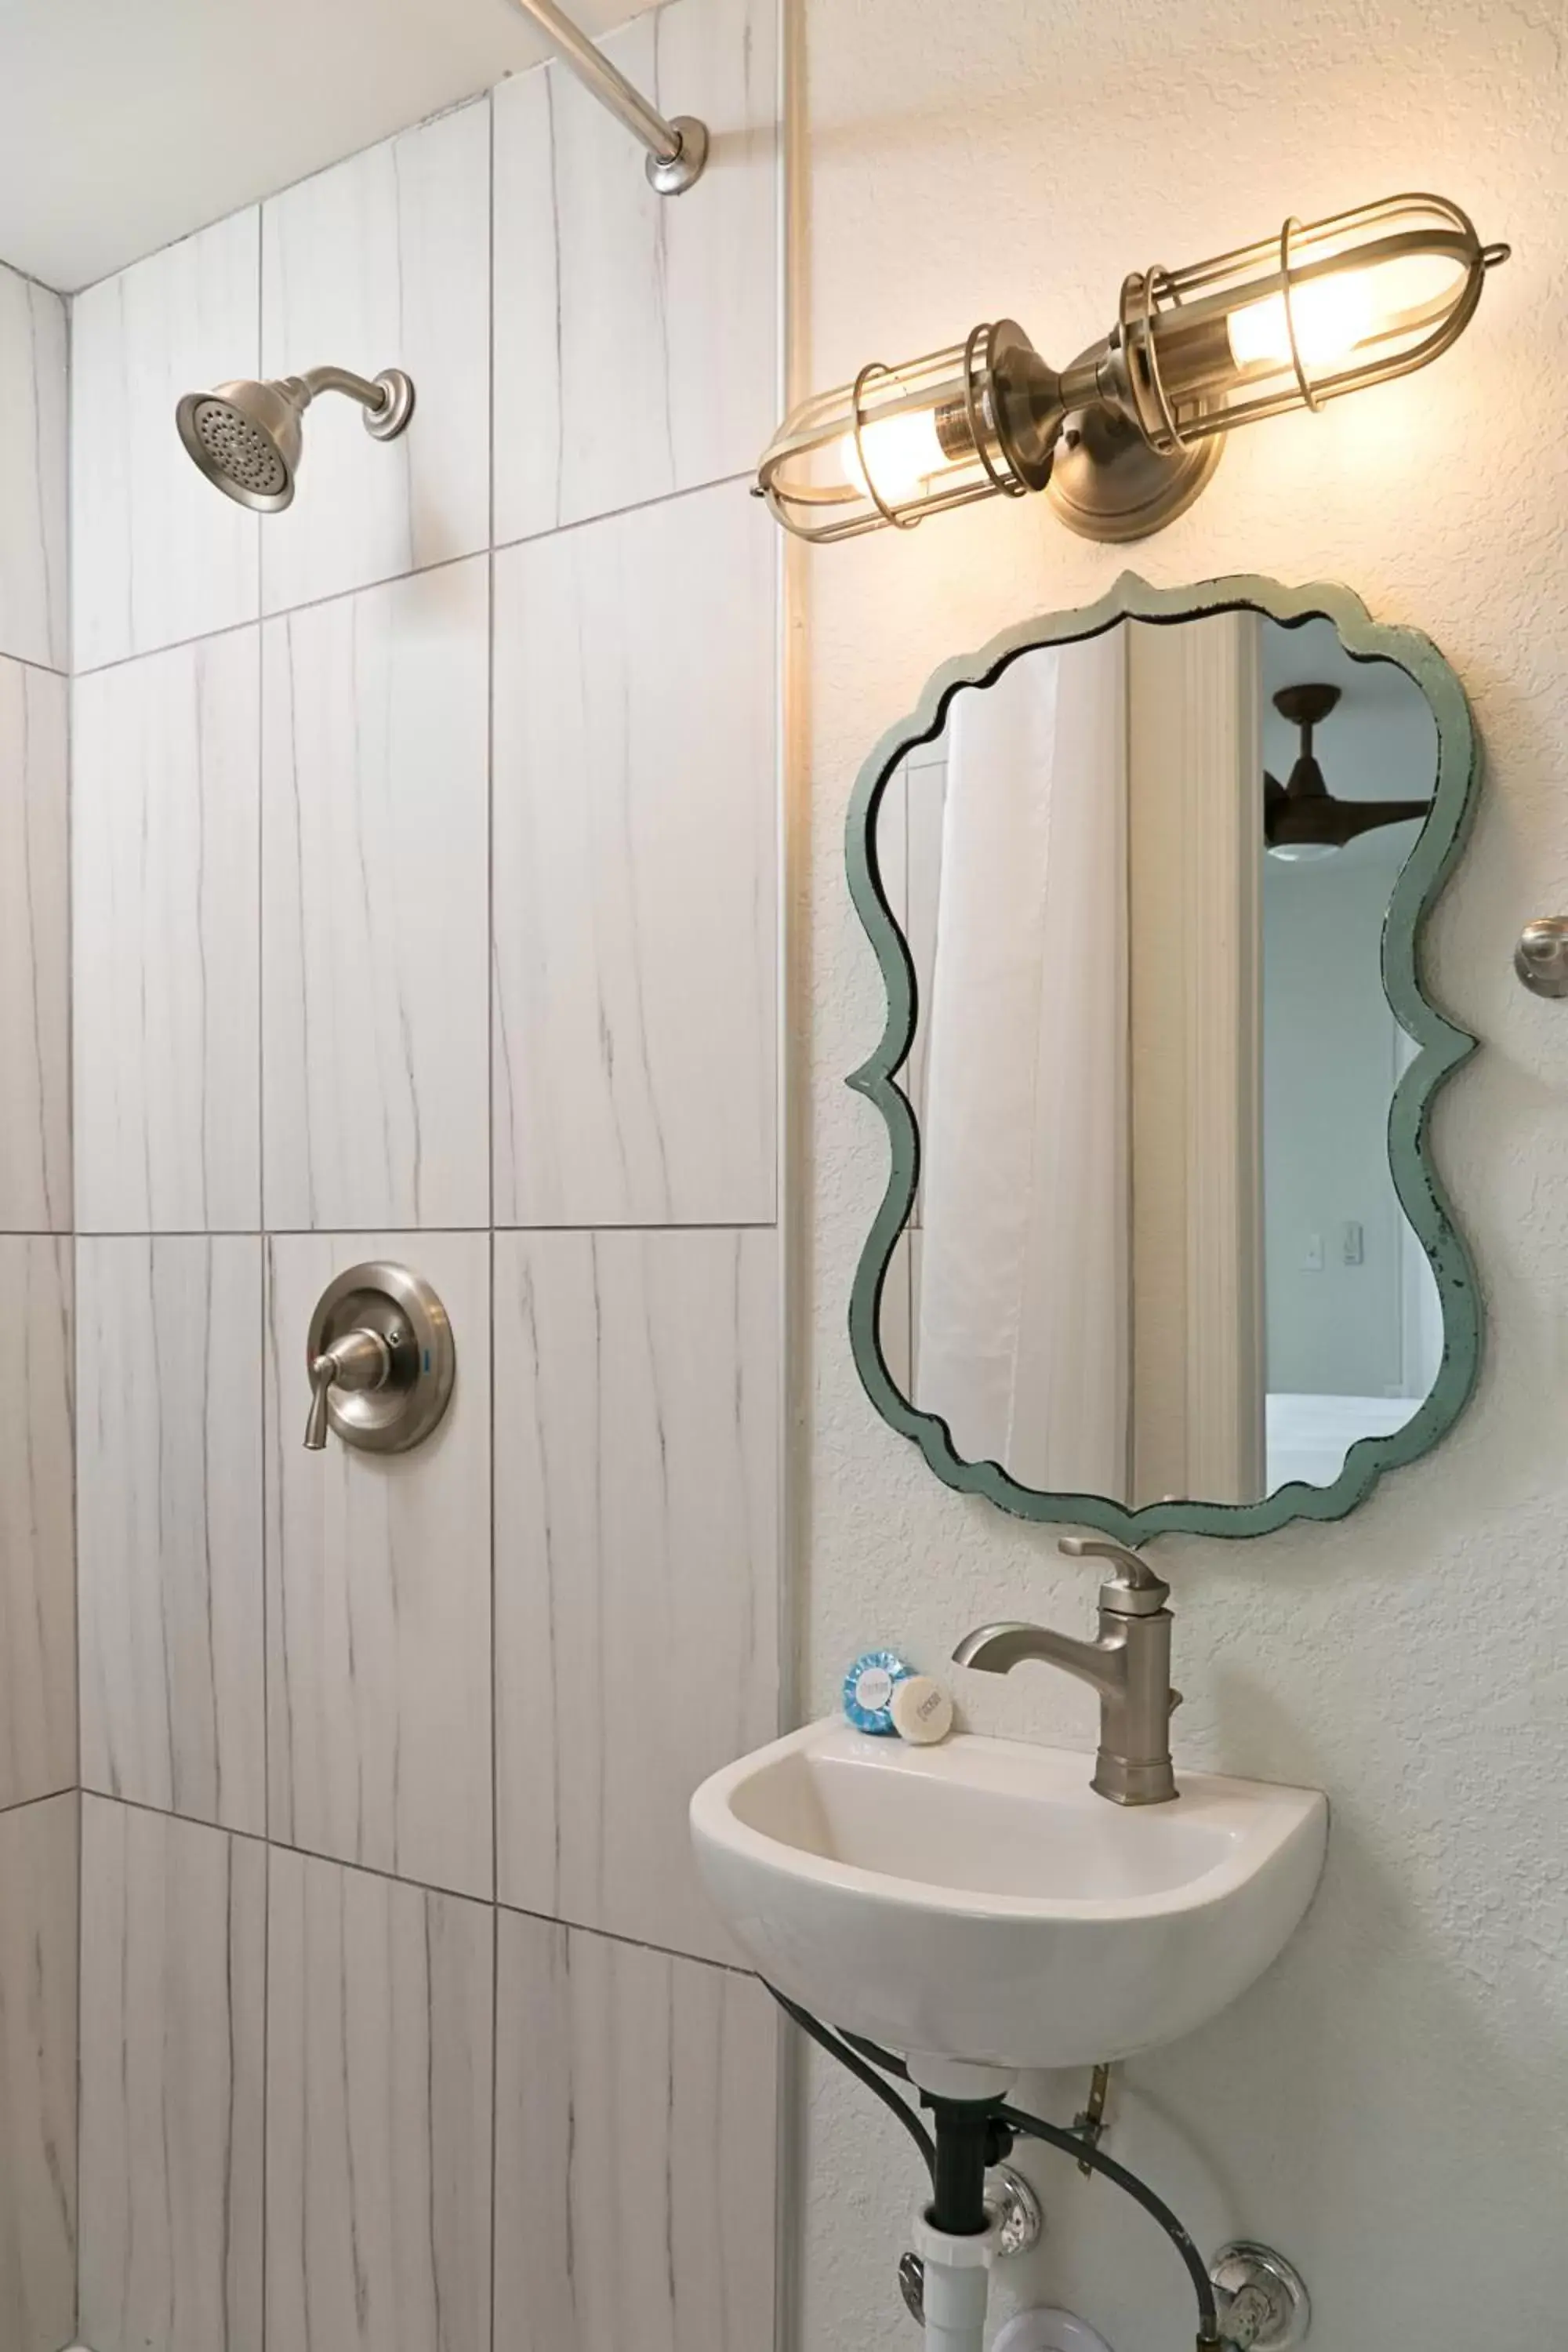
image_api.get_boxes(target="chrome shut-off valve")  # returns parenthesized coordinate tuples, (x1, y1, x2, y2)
(303, 1262, 456, 1454)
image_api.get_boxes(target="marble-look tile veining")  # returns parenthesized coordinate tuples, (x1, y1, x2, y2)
(74, 627, 261, 1232)
(266, 1231, 492, 1897)
(492, 485, 776, 1226)
(78, 1238, 265, 1832)
(493, 0, 778, 540)
(0, 1240, 74, 1816)
(78, 1798, 265, 2352)
(0, 263, 67, 673)
(261, 98, 491, 618)
(262, 557, 489, 1231)
(72, 209, 261, 672)
(266, 1846, 493, 2352)
(0, 1793, 77, 2352)
(0, 658, 68, 1231)
(495, 1911, 777, 2352)
(495, 1227, 778, 1962)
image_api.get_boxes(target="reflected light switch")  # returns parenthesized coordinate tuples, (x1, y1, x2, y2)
(1302, 1232, 1325, 1272)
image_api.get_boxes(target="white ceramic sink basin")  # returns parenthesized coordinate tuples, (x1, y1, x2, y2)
(691, 1720, 1326, 2078)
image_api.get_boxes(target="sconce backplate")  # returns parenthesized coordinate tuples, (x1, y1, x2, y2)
(1047, 404, 1223, 543)
(307, 1261, 456, 1454)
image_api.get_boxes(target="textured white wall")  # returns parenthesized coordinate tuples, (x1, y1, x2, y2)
(791, 0, 1568, 2343)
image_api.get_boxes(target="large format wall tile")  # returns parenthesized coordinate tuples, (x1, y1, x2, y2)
(74, 628, 261, 1232)
(0, 1240, 74, 1813)
(495, 1228, 777, 1962)
(78, 1798, 265, 2352)
(0, 657, 67, 1232)
(261, 100, 491, 617)
(262, 557, 489, 1229)
(266, 1230, 492, 1896)
(493, 485, 776, 1225)
(266, 1848, 492, 2352)
(493, 0, 777, 541)
(0, 1793, 77, 2352)
(0, 264, 67, 672)
(495, 1912, 777, 2352)
(73, 209, 260, 671)
(78, 1238, 264, 1831)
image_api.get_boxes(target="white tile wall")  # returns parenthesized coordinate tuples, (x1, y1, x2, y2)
(260, 100, 492, 617)
(78, 1798, 265, 2352)
(495, 1226, 778, 1963)
(0, 658, 69, 1229)
(73, 627, 261, 1232)
(0, 1239, 75, 1813)
(265, 1231, 492, 1897)
(0, 263, 67, 673)
(64, 1, 782, 2336)
(492, 482, 776, 1226)
(266, 1847, 493, 2352)
(493, 0, 778, 542)
(72, 209, 261, 672)
(261, 558, 490, 1230)
(0, 1793, 77, 2352)
(495, 1911, 778, 2352)
(78, 1239, 265, 1831)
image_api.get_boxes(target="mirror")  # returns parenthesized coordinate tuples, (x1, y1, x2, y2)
(849, 575, 1480, 1541)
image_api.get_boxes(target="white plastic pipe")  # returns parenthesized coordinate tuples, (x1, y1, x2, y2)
(914, 2212, 998, 2352)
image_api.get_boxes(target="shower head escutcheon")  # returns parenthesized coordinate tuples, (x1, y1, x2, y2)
(175, 364, 416, 512)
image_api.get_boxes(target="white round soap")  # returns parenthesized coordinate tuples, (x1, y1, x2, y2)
(890, 1675, 953, 1745)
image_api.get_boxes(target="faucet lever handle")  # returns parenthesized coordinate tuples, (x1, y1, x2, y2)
(1059, 1536, 1167, 1593)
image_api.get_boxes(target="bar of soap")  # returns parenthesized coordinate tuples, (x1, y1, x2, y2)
(891, 1675, 954, 1745)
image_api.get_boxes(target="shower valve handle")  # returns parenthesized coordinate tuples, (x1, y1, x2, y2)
(303, 1327, 394, 1450)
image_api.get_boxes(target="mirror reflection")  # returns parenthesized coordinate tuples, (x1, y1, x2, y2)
(874, 608, 1443, 1510)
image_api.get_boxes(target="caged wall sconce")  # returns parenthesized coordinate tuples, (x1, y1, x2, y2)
(757, 194, 1509, 545)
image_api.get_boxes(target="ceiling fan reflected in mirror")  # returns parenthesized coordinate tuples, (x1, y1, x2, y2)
(1264, 681, 1432, 863)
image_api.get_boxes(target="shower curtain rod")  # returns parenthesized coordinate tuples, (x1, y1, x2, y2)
(506, 0, 710, 191)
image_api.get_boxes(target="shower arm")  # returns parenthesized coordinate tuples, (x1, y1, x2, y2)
(296, 365, 393, 412)
(504, 0, 710, 192)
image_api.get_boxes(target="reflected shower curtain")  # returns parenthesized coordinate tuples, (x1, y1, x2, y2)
(916, 635, 1131, 1491)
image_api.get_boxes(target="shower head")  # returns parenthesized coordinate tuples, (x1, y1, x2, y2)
(176, 365, 415, 512)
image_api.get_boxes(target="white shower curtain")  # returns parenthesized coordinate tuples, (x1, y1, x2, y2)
(915, 634, 1131, 1492)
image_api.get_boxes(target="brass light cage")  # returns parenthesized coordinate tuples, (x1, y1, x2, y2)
(756, 319, 1071, 545)
(1118, 192, 1510, 452)
(756, 191, 1510, 546)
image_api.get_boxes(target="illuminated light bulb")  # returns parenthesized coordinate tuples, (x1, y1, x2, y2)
(839, 407, 950, 503)
(1228, 269, 1378, 373)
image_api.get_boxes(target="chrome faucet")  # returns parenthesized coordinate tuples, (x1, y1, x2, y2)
(953, 1539, 1181, 1805)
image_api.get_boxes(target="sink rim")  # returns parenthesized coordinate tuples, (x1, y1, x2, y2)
(691, 1717, 1328, 1926)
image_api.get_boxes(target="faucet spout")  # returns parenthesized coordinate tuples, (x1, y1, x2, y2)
(953, 1621, 1125, 1703)
(953, 1542, 1180, 1806)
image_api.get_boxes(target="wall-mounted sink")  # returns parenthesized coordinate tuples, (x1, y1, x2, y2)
(691, 1720, 1326, 2083)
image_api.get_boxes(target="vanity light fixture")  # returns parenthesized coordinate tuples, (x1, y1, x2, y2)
(757, 193, 1509, 544)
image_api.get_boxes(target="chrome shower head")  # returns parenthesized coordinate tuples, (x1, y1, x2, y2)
(175, 365, 414, 513)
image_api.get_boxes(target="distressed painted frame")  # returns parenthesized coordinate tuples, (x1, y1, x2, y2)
(846, 571, 1483, 1541)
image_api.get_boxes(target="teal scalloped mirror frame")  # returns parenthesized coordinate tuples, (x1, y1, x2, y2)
(846, 572, 1482, 1541)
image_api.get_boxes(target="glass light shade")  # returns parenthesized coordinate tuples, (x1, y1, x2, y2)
(1117, 193, 1508, 451)
(756, 321, 1063, 543)
(1267, 838, 1342, 866)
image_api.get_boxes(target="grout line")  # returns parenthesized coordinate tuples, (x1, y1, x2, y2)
(64, 255, 83, 2347)
(0, 1781, 78, 1820)
(67, 470, 757, 682)
(0, 644, 71, 683)
(773, 0, 805, 2338)
(56, 1220, 782, 1240)
(485, 82, 502, 2352)
(71, 1785, 753, 1976)
(254, 194, 270, 2352)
